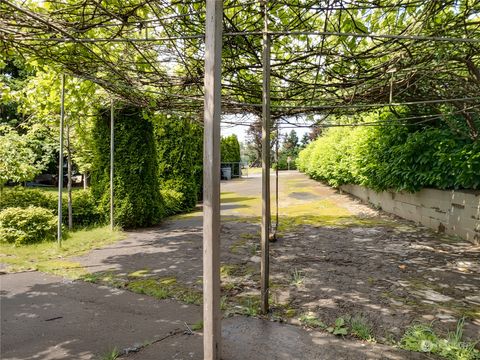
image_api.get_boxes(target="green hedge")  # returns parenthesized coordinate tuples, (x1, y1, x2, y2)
(160, 188, 185, 216)
(297, 121, 480, 192)
(91, 105, 164, 228)
(152, 113, 203, 211)
(0, 206, 57, 245)
(221, 135, 241, 163)
(0, 187, 101, 226)
(0, 187, 52, 209)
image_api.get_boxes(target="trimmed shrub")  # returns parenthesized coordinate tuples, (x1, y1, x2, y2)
(152, 113, 203, 211)
(161, 188, 185, 216)
(297, 117, 480, 191)
(91, 105, 164, 228)
(0, 187, 101, 226)
(0, 187, 52, 210)
(0, 206, 57, 245)
(221, 135, 241, 163)
(69, 189, 101, 226)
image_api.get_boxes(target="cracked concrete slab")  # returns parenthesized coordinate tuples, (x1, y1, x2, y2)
(1, 271, 201, 360)
(1, 272, 428, 360)
(123, 317, 429, 360)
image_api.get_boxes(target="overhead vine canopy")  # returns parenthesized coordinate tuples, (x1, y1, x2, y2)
(1, 0, 479, 133)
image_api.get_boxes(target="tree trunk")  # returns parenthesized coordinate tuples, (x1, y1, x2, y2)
(83, 172, 88, 189)
(66, 123, 73, 230)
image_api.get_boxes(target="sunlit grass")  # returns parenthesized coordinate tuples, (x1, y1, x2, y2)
(0, 225, 125, 278)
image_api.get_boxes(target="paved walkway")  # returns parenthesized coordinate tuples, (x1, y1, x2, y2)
(2, 272, 425, 360)
(2, 171, 478, 359)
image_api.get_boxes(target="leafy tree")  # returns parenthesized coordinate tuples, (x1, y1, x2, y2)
(0, 125, 47, 188)
(282, 130, 299, 155)
(300, 133, 310, 148)
(245, 118, 263, 166)
(221, 134, 241, 163)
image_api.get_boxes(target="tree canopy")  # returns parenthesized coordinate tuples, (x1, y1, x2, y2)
(1, 0, 478, 135)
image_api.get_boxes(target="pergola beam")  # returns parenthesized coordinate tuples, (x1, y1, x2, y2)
(110, 99, 114, 231)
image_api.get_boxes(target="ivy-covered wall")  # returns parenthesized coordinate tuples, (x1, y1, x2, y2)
(91, 105, 164, 228)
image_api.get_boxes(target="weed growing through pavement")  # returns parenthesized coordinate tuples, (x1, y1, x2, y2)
(400, 318, 479, 359)
(290, 268, 305, 286)
(99, 348, 120, 360)
(326, 317, 349, 336)
(350, 315, 374, 342)
(299, 313, 326, 328)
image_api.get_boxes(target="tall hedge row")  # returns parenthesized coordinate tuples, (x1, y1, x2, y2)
(91, 106, 164, 228)
(151, 113, 203, 212)
(297, 121, 480, 192)
(90, 107, 203, 228)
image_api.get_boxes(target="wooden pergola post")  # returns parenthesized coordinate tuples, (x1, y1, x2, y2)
(261, 0, 271, 314)
(203, 0, 223, 359)
(110, 99, 114, 231)
(57, 73, 65, 245)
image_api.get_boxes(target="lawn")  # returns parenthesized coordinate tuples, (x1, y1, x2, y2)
(0, 226, 125, 278)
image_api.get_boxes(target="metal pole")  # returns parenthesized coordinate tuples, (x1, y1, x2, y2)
(203, 1, 223, 358)
(57, 73, 65, 245)
(275, 124, 279, 233)
(110, 99, 114, 231)
(261, 0, 271, 314)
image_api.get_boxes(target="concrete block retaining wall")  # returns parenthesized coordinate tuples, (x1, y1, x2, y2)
(340, 185, 480, 244)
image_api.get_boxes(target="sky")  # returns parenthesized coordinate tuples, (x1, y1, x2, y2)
(220, 114, 310, 144)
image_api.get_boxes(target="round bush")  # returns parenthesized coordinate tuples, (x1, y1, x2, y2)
(0, 187, 102, 227)
(0, 206, 57, 245)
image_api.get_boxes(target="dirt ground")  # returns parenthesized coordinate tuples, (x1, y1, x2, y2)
(73, 171, 480, 347)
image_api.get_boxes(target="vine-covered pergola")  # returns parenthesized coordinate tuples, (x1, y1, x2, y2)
(1, 0, 479, 358)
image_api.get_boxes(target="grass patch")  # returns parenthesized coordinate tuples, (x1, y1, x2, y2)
(220, 192, 260, 216)
(350, 315, 374, 341)
(127, 269, 151, 278)
(290, 268, 305, 286)
(0, 226, 125, 278)
(239, 295, 260, 316)
(84, 273, 203, 305)
(400, 318, 479, 359)
(98, 348, 120, 360)
(128, 278, 171, 299)
(127, 277, 202, 304)
(220, 263, 256, 278)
